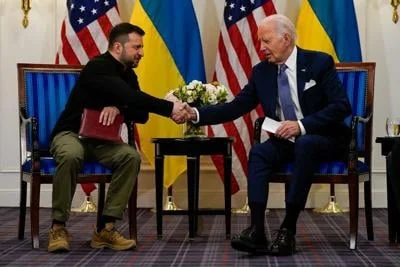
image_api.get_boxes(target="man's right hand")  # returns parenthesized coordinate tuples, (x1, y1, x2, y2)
(99, 106, 120, 126)
(171, 102, 198, 124)
(171, 102, 190, 124)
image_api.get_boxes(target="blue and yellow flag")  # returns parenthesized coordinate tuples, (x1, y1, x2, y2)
(130, 0, 206, 187)
(296, 0, 362, 62)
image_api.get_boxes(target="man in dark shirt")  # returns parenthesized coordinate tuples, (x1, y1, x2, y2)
(48, 23, 187, 252)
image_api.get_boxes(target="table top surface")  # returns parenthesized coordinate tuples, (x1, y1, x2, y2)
(376, 136, 400, 143)
(152, 136, 234, 143)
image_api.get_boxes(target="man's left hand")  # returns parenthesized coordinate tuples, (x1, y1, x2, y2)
(275, 121, 300, 140)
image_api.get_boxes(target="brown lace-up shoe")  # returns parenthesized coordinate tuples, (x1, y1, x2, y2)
(48, 225, 71, 252)
(91, 223, 136, 251)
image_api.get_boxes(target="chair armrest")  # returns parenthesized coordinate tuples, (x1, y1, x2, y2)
(20, 113, 32, 163)
(20, 110, 41, 173)
(30, 117, 41, 173)
(348, 113, 373, 172)
(125, 120, 137, 148)
(254, 117, 266, 144)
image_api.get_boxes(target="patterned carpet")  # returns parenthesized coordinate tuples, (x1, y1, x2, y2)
(0, 208, 399, 266)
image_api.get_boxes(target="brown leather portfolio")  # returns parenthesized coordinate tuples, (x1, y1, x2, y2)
(78, 108, 124, 142)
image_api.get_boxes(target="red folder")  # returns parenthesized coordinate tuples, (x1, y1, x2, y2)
(79, 108, 124, 142)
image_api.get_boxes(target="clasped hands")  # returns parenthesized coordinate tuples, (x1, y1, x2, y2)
(171, 102, 196, 124)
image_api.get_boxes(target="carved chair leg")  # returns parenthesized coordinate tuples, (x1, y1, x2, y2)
(97, 183, 106, 228)
(128, 182, 138, 242)
(30, 178, 41, 249)
(18, 179, 27, 240)
(364, 180, 374, 240)
(348, 182, 359, 250)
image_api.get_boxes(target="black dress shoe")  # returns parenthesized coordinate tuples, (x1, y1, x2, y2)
(231, 226, 269, 254)
(269, 228, 296, 256)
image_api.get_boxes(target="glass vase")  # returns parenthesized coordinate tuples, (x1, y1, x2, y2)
(183, 122, 206, 137)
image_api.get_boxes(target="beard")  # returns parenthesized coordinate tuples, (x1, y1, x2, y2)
(120, 51, 140, 68)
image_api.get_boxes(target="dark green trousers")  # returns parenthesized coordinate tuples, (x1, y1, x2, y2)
(50, 131, 141, 222)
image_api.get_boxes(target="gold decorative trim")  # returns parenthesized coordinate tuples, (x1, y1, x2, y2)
(22, 0, 31, 28)
(391, 0, 400, 23)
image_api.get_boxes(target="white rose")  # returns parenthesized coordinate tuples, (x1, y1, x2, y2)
(205, 83, 217, 94)
(207, 94, 217, 104)
(190, 80, 202, 85)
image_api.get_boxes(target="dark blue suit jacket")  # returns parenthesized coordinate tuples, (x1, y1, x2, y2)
(198, 48, 351, 138)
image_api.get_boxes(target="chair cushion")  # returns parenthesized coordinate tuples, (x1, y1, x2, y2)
(275, 160, 369, 175)
(22, 158, 112, 175)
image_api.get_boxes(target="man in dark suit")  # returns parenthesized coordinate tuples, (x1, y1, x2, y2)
(185, 14, 351, 255)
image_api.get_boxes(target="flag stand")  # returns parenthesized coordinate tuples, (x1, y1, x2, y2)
(232, 199, 250, 214)
(152, 186, 182, 212)
(163, 186, 182, 211)
(72, 195, 97, 213)
(313, 184, 348, 213)
(72, 184, 97, 213)
(232, 198, 269, 214)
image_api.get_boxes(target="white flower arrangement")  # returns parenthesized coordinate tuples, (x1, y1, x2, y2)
(165, 80, 229, 107)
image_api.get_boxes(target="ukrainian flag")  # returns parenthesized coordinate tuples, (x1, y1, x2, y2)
(296, 0, 362, 62)
(130, 0, 206, 187)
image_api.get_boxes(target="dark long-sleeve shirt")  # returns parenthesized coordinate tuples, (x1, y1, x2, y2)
(51, 52, 173, 140)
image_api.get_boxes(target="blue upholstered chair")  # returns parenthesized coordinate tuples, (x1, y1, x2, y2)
(253, 62, 376, 250)
(17, 63, 138, 249)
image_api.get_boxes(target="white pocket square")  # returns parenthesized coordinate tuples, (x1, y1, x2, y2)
(304, 79, 316, 91)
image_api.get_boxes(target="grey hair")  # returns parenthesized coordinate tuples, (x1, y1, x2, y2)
(262, 14, 297, 44)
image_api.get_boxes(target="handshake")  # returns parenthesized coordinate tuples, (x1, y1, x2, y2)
(170, 102, 197, 124)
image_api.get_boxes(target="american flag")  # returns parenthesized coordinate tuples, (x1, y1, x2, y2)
(55, 0, 122, 194)
(208, 0, 276, 193)
(56, 0, 121, 64)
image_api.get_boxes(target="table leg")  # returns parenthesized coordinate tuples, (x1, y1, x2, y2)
(386, 156, 397, 243)
(224, 153, 232, 239)
(187, 156, 197, 240)
(155, 153, 164, 239)
(194, 156, 200, 234)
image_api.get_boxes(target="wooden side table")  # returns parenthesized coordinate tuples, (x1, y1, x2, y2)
(376, 136, 400, 244)
(152, 137, 234, 240)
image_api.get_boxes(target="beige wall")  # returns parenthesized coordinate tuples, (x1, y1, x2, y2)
(0, 0, 397, 209)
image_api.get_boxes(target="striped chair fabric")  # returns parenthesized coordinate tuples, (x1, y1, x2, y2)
(21, 69, 112, 175)
(275, 68, 370, 176)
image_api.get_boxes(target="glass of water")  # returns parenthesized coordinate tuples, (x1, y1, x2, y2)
(386, 117, 400, 136)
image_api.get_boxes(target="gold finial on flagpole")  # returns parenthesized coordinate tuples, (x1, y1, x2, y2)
(21, 0, 31, 28)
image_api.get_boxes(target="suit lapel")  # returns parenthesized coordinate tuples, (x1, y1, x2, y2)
(265, 64, 279, 120)
(296, 48, 308, 111)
